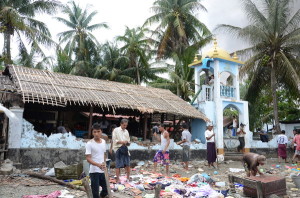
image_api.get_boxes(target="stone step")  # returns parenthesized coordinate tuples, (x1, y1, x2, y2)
(225, 152, 243, 156)
(224, 155, 243, 161)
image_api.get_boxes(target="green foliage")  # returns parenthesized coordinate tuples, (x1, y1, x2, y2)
(117, 27, 166, 84)
(55, 1, 108, 76)
(217, 0, 300, 131)
(144, 0, 211, 59)
(0, 0, 60, 64)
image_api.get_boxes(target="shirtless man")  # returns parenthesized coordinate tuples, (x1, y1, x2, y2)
(243, 152, 266, 177)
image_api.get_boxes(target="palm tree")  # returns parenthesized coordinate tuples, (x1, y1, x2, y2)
(17, 43, 53, 70)
(94, 42, 133, 83)
(56, 1, 108, 65)
(0, 0, 60, 64)
(117, 27, 166, 84)
(149, 45, 198, 101)
(144, 0, 211, 59)
(217, 0, 300, 133)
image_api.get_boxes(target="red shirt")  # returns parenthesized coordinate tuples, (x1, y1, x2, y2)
(294, 135, 300, 151)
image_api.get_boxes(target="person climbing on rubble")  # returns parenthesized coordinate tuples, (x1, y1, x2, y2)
(237, 123, 246, 152)
(85, 123, 108, 198)
(205, 123, 217, 169)
(153, 123, 170, 175)
(177, 123, 192, 171)
(242, 152, 266, 177)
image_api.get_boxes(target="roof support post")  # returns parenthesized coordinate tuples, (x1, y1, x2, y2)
(88, 106, 94, 139)
(143, 113, 148, 141)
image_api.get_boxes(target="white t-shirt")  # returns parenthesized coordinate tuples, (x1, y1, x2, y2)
(182, 130, 192, 146)
(237, 128, 245, 137)
(205, 130, 215, 142)
(277, 134, 288, 144)
(85, 139, 106, 173)
(233, 119, 237, 128)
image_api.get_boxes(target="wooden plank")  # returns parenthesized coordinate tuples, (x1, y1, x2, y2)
(88, 106, 93, 139)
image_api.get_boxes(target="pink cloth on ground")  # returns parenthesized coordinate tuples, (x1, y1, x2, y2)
(22, 190, 61, 198)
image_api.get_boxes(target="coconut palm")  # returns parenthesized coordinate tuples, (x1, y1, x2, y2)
(144, 0, 211, 59)
(94, 42, 133, 83)
(55, 1, 108, 67)
(217, 0, 300, 133)
(117, 26, 166, 84)
(17, 43, 53, 70)
(0, 0, 60, 64)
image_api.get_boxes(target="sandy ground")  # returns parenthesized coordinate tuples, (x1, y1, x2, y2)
(0, 158, 300, 198)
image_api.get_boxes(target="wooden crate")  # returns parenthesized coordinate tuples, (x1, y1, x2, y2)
(243, 176, 286, 197)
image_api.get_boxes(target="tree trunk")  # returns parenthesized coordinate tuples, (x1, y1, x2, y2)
(136, 66, 141, 85)
(4, 32, 12, 64)
(270, 62, 281, 134)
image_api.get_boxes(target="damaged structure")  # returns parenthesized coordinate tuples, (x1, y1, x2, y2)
(0, 65, 209, 168)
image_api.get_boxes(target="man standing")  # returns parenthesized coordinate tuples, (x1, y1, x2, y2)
(177, 123, 192, 171)
(112, 119, 131, 183)
(153, 123, 170, 175)
(237, 123, 246, 152)
(205, 123, 217, 168)
(152, 123, 160, 142)
(85, 123, 108, 198)
(277, 130, 288, 163)
(232, 116, 238, 136)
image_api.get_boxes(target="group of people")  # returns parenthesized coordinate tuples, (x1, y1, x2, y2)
(85, 119, 193, 198)
(277, 129, 300, 163)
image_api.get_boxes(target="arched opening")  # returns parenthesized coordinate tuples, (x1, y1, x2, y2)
(220, 71, 236, 98)
(223, 104, 243, 151)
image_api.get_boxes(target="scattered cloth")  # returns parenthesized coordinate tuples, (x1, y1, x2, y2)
(22, 191, 61, 198)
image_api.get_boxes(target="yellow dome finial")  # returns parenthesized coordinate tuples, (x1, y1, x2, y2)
(233, 52, 239, 60)
(213, 38, 218, 56)
(193, 54, 198, 62)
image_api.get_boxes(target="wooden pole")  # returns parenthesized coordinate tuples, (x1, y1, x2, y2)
(82, 177, 93, 198)
(26, 172, 86, 192)
(104, 167, 112, 198)
(143, 113, 148, 141)
(154, 184, 162, 198)
(88, 106, 93, 139)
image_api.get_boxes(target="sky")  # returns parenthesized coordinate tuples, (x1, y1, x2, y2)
(2, 0, 300, 61)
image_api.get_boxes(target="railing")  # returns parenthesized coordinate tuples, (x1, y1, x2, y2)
(200, 85, 213, 101)
(199, 85, 236, 101)
(220, 85, 235, 98)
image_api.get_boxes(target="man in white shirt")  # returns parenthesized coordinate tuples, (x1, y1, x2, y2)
(112, 119, 131, 183)
(177, 123, 192, 171)
(85, 123, 108, 198)
(232, 116, 238, 136)
(205, 123, 217, 168)
(277, 130, 288, 163)
(237, 123, 246, 152)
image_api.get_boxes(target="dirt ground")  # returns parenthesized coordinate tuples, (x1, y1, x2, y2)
(0, 158, 300, 198)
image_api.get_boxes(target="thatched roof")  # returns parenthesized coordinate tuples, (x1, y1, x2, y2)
(3, 65, 208, 120)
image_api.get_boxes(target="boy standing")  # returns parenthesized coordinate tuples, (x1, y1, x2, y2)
(153, 123, 170, 175)
(85, 123, 108, 198)
(177, 123, 192, 170)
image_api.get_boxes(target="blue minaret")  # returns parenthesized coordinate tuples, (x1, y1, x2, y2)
(189, 39, 250, 154)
